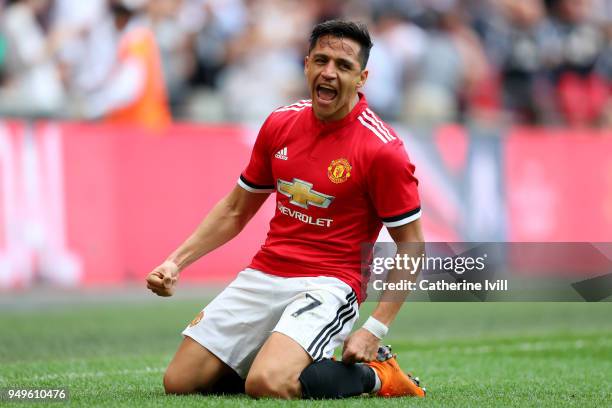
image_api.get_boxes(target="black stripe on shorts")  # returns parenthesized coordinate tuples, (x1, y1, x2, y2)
(312, 305, 358, 361)
(307, 291, 357, 360)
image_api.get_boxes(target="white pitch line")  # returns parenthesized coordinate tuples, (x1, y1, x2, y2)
(3, 338, 611, 384)
(393, 338, 612, 356)
(2, 367, 165, 383)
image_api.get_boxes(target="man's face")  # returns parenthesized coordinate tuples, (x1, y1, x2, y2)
(304, 35, 368, 122)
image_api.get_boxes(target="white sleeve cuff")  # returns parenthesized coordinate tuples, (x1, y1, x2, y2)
(237, 176, 275, 193)
(382, 207, 422, 228)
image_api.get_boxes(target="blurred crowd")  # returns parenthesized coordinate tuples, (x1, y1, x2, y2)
(2, 0, 612, 127)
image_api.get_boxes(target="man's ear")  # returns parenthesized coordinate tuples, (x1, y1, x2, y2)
(304, 55, 309, 75)
(356, 68, 369, 89)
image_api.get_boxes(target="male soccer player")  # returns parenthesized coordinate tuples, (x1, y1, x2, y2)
(146, 20, 425, 399)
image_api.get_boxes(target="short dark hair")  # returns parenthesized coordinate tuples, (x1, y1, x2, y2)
(308, 20, 373, 70)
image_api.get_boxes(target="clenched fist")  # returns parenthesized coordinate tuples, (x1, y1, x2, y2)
(146, 261, 179, 297)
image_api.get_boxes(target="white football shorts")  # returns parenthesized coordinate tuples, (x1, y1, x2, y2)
(181, 268, 359, 378)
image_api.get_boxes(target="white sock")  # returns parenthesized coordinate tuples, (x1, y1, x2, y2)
(371, 369, 382, 393)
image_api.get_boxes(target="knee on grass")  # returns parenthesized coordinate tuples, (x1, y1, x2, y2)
(163, 368, 201, 395)
(245, 370, 301, 399)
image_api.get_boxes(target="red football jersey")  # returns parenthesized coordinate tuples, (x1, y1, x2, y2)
(239, 94, 421, 301)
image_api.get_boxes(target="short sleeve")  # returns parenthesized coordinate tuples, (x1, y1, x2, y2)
(367, 142, 421, 227)
(238, 115, 275, 193)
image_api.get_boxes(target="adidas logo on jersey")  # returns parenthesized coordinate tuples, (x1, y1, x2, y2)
(275, 147, 288, 160)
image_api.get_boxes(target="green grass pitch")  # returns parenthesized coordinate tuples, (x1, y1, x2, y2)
(1, 295, 611, 407)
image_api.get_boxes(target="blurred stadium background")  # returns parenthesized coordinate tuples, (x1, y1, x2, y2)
(0, 0, 611, 405)
(6, 0, 612, 126)
(1, 0, 611, 289)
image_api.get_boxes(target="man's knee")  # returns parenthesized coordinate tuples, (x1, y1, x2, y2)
(164, 337, 231, 395)
(245, 369, 301, 399)
(163, 366, 197, 395)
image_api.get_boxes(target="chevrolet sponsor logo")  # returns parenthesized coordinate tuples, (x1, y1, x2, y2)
(277, 202, 333, 227)
(277, 178, 334, 209)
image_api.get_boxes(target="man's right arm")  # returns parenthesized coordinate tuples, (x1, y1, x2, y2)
(146, 185, 270, 296)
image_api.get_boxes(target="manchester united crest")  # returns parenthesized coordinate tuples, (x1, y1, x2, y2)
(189, 310, 204, 327)
(327, 158, 352, 184)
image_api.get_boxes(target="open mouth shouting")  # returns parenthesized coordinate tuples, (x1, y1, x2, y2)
(316, 84, 338, 106)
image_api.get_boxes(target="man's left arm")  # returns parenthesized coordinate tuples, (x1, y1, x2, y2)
(342, 218, 424, 363)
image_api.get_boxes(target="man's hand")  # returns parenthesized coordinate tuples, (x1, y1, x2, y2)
(341, 328, 380, 363)
(146, 261, 179, 297)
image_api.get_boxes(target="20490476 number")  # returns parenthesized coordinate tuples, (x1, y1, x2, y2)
(2, 388, 68, 401)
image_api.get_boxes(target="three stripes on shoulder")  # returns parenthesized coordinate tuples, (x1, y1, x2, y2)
(275, 101, 395, 145)
(358, 108, 396, 144)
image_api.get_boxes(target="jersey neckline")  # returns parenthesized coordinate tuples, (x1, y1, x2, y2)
(308, 92, 368, 134)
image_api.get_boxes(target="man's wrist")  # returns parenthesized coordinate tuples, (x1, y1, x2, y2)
(163, 259, 180, 274)
(362, 316, 389, 339)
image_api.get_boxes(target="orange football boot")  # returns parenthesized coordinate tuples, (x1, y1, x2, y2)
(366, 345, 426, 398)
